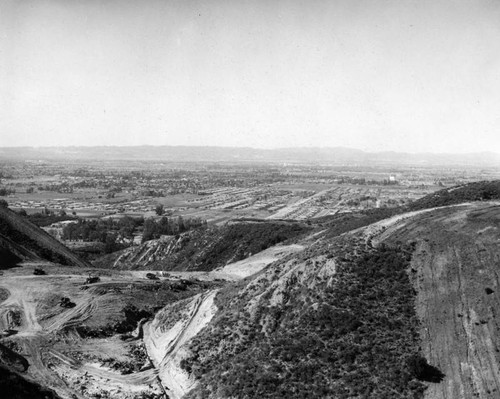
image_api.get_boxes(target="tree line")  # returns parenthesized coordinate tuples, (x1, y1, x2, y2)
(142, 216, 207, 242)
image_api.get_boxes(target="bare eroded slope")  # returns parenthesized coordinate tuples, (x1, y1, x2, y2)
(379, 202, 500, 399)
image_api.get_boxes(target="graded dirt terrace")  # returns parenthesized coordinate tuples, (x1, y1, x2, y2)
(0, 264, 224, 399)
(378, 203, 500, 399)
(3, 200, 500, 399)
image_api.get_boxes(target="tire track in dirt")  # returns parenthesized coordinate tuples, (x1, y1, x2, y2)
(0, 280, 44, 333)
(48, 349, 158, 385)
(44, 295, 98, 333)
(16, 335, 80, 397)
(0, 272, 164, 398)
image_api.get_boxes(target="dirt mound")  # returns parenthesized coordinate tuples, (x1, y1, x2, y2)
(3, 194, 500, 399)
(0, 265, 222, 399)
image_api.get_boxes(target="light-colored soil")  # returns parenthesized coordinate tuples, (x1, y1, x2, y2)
(0, 266, 168, 398)
(6, 202, 500, 398)
(217, 243, 304, 279)
(0, 261, 225, 398)
(380, 203, 500, 399)
(144, 290, 218, 399)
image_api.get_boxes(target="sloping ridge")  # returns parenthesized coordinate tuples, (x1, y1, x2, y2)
(99, 221, 310, 272)
(0, 207, 89, 267)
(174, 195, 500, 399)
(0, 233, 39, 263)
(143, 291, 218, 399)
(408, 180, 500, 211)
(178, 213, 429, 398)
(379, 202, 500, 399)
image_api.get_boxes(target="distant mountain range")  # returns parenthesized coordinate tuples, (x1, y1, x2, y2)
(0, 145, 499, 166)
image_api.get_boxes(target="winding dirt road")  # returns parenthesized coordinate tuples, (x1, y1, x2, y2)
(144, 290, 218, 399)
(0, 271, 163, 399)
(380, 203, 500, 399)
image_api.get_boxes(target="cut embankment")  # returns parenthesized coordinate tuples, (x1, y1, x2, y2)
(217, 243, 304, 279)
(179, 229, 429, 399)
(98, 221, 310, 272)
(382, 203, 500, 399)
(143, 290, 218, 399)
(0, 270, 177, 398)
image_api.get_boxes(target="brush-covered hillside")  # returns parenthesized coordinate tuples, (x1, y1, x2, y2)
(148, 181, 500, 399)
(0, 205, 90, 268)
(94, 180, 500, 274)
(95, 221, 312, 271)
(407, 180, 500, 211)
(179, 229, 430, 398)
(2, 181, 500, 399)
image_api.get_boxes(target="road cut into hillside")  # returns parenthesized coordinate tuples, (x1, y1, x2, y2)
(380, 203, 500, 399)
(143, 289, 218, 399)
(0, 268, 167, 398)
(217, 243, 304, 279)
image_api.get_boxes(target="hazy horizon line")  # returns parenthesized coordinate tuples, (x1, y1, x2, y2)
(0, 144, 499, 156)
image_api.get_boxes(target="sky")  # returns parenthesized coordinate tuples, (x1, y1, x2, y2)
(1, 0, 500, 153)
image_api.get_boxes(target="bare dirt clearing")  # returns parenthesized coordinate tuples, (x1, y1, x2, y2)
(0, 263, 221, 398)
(216, 243, 304, 279)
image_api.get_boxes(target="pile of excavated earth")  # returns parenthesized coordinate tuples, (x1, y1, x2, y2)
(1, 181, 500, 398)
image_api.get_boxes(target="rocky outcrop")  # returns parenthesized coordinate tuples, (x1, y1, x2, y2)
(113, 235, 182, 269)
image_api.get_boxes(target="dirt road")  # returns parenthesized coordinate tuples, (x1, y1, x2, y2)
(381, 203, 500, 399)
(0, 270, 164, 398)
(218, 243, 304, 279)
(144, 290, 218, 399)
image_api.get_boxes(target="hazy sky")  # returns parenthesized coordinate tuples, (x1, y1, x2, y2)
(1, 0, 500, 153)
